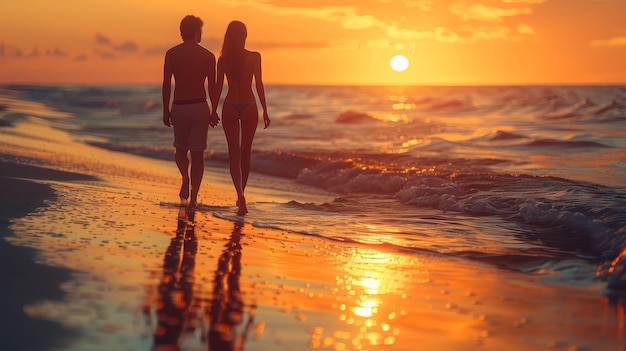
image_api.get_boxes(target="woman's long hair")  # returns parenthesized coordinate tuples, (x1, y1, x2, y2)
(220, 21, 247, 82)
(220, 21, 247, 59)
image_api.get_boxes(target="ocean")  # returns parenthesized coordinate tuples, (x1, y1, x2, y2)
(1, 83, 625, 291)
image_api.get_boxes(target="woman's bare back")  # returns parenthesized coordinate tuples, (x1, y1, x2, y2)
(219, 50, 261, 103)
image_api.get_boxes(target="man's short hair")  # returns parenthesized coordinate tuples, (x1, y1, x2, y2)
(180, 15, 203, 41)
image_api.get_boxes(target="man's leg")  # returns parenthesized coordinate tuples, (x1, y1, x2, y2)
(189, 150, 204, 206)
(175, 148, 190, 201)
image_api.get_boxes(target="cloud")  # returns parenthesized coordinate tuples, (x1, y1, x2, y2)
(26, 47, 40, 58)
(94, 33, 139, 53)
(465, 25, 513, 40)
(360, 0, 433, 11)
(200, 37, 222, 51)
(95, 33, 112, 45)
(144, 45, 170, 56)
(114, 41, 139, 52)
(449, 1, 532, 21)
(249, 40, 330, 51)
(384, 24, 516, 43)
(1, 44, 70, 59)
(46, 47, 68, 57)
(219, 0, 533, 47)
(219, 1, 386, 30)
(404, 0, 434, 11)
(287, 6, 387, 30)
(591, 36, 626, 47)
(143, 37, 222, 57)
(93, 49, 117, 60)
(0, 43, 23, 58)
(516, 23, 535, 35)
(2, 33, 141, 63)
(502, 0, 546, 3)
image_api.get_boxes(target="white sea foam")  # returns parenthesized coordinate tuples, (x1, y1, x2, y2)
(2, 83, 625, 288)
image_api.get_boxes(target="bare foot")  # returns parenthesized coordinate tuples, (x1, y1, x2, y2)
(179, 177, 190, 201)
(237, 195, 248, 216)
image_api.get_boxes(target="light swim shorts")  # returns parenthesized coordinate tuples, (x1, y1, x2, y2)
(171, 101, 210, 151)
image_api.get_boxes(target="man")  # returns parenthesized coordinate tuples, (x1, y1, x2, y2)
(162, 15, 219, 208)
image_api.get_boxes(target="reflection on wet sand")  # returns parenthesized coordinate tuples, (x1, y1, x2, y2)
(152, 208, 256, 350)
(321, 248, 407, 349)
(153, 208, 198, 350)
(208, 221, 255, 351)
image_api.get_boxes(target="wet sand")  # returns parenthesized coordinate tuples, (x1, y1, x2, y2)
(0, 174, 76, 351)
(1, 119, 626, 350)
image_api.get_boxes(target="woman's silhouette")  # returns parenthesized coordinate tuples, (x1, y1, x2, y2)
(208, 221, 255, 351)
(216, 20, 270, 216)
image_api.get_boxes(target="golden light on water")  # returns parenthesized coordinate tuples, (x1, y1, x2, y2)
(325, 248, 417, 348)
(360, 276, 380, 294)
(353, 298, 378, 318)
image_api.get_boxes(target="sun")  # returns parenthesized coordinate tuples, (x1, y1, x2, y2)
(390, 55, 409, 72)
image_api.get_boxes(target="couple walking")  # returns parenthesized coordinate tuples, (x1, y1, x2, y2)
(162, 16, 270, 215)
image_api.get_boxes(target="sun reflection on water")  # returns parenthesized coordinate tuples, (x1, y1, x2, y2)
(316, 248, 415, 349)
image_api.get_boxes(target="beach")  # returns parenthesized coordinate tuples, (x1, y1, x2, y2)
(3, 147, 624, 351)
(1, 84, 626, 350)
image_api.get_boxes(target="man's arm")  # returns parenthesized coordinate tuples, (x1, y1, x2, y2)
(207, 53, 219, 127)
(208, 55, 224, 127)
(207, 53, 218, 113)
(162, 53, 173, 127)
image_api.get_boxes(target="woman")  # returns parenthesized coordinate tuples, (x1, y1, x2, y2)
(216, 21, 270, 215)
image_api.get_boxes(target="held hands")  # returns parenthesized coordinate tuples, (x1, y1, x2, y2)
(209, 111, 220, 128)
(164, 110, 220, 127)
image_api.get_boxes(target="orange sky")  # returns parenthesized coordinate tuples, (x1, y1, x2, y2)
(1, 0, 625, 86)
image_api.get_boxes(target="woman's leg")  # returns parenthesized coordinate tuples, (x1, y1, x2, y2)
(239, 106, 259, 192)
(221, 104, 244, 202)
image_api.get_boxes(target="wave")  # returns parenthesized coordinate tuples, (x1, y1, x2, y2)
(7, 83, 626, 289)
(525, 139, 610, 148)
(288, 155, 625, 288)
(490, 130, 527, 141)
(425, 99, 474, 112)
(336, 110, 377, 123)
(293, 171, 625, 287)
(544, 97, 626, 122)
(82, 143, 626, 288)
(397, 175, 625, 285)
(283, 113, 316, 121)
(545, 98, 596, 119)
(248, 177, 623, 286)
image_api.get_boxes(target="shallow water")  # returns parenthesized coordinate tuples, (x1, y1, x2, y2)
(1, 84, 625, 289)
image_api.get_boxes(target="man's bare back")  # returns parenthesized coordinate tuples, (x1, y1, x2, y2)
(165, 42, 215, 102)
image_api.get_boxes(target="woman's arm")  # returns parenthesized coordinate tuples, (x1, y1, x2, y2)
(215, 58, 226, 120)
(253, 52, 270, 129)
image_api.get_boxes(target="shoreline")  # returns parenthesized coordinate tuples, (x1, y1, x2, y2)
(0, 161, 621, 350)
(1, 114, 626, 349)
(0, 167, 82, 351)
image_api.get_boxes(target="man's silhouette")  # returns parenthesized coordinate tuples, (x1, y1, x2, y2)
(162, 15, 219, 208)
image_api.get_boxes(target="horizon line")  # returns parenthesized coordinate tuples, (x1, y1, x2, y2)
(1, 81, 625, 88)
